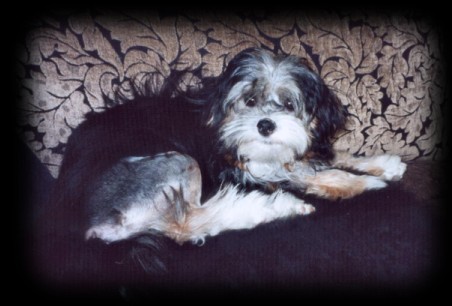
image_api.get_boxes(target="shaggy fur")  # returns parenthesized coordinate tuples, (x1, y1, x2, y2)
(53, 48, 406, 264)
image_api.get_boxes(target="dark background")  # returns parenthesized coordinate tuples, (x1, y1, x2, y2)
(10, 6, 450, 301)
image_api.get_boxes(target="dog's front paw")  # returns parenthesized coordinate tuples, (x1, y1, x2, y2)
(364, 175, 387, 190)
(376, 155, 407, 181)
(85, 225, 119, 244)
(294, 202, 316, 215)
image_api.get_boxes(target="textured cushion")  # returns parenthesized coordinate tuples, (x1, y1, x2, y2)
(16, 10, 446, 177)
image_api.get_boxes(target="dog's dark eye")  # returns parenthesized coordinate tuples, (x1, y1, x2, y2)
(285, 100, 295, 111)
(245, 97, 257, 107)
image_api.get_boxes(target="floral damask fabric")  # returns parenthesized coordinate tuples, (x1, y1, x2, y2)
(16, 11, 446, 178)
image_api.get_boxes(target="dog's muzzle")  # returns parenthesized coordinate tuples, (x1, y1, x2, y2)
(257, 118, 276, 136)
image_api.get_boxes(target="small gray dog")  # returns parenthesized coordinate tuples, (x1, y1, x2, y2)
(57, 48, 406, 247)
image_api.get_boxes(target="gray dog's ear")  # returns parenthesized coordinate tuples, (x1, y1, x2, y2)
(292, 67, 347, 160)
(203, 48, 268, 127)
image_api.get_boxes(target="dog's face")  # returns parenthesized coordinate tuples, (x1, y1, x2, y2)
(206, 48, 345, 180)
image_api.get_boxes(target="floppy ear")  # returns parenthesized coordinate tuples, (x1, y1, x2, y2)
(295, 67, 347, 160)
(202, 48, 263, 127)
(202, 73, 237, 128)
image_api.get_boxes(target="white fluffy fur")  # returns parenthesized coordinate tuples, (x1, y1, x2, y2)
(177, 184, 315, 244)
(220, 113, 310, 182)
(86, 183, 316, 245)
(333, 152, 407, 181)
(357, 155, 407, 181)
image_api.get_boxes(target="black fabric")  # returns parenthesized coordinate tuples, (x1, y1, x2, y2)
(160, 189, 438, 296)
(20, 141, 444, 300)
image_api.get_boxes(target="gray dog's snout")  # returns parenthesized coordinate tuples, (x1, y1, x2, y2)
(257, 118, 276, 136)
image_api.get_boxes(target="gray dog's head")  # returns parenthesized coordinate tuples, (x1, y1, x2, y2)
(205, 48, 346, 183)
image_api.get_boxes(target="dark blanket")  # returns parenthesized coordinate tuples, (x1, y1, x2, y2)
(17, 138, 444, 300)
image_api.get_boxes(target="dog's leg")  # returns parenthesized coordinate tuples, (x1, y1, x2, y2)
(86, 151, 315, 245)
(85, 152, 203, 243)
(167, 185, 315, 245)
(302, 168, 387, 200)
(332, 151, 407, 181)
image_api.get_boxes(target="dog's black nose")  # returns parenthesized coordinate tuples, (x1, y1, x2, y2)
(257, 118, 276, 136)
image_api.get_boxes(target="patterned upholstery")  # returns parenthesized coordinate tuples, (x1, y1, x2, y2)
(16, 10, 446, 178)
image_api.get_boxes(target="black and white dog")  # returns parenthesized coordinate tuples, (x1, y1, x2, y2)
(56, 48, 406, 247)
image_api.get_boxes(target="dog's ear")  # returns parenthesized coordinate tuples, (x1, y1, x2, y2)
(295, 68, 347, 160)
(202, 74, 234, 128)
(203, 48, 263, 127)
